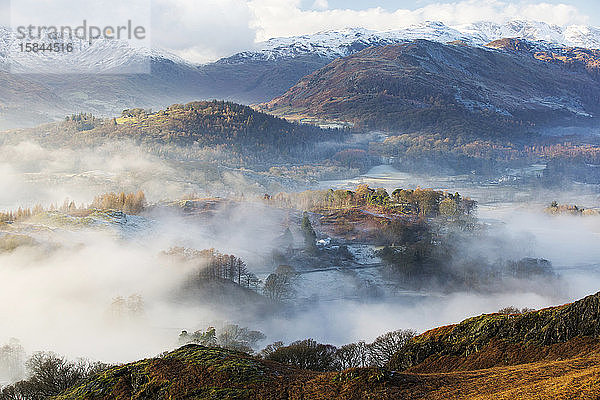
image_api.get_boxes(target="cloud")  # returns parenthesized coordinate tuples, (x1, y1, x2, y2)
(151, 0, 257, 63)
(311, 0, 329, 11)
(247, 0, 589, 41)
(4, 0, 590, 63)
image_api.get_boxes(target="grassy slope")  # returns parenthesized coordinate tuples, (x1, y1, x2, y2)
(388, 291, 600, 372)
(56, 292, 600, 399)
(55, 344, 600, 400)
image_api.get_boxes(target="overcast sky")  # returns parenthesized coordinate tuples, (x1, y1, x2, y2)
(3, 0, 597, 63)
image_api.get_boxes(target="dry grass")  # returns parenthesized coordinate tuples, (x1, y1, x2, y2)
(54, 343, 600, 400)
(407, 353, 600, 400)
(56, 294, 600, 399)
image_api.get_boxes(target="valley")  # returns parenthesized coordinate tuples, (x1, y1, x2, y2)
(1, 10, 600, 399)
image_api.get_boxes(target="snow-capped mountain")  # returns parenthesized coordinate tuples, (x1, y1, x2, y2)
(1, 19, 599, 130)
(245, 20, 600, 61)
(227, 23, 471, 62)
(457, 20, 600, 49)
(0, 26, 191, 74)
(0, 26, 207, 129)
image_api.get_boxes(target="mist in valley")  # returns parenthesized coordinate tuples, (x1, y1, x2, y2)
(1, 136, 599, 386)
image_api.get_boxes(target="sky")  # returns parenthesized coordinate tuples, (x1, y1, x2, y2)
(2, 0, 598, 62)
(149, 0, 597, 62)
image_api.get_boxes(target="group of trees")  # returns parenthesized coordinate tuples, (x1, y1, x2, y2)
(176, 327, 417, 372)
(545, 201, 599, 216)
(332, 149, 372, 170)
(64, 113, 99, 131)
(0, 191, 147, 224)
(178, 325, 266, 354)
(0, 204, 65, 224)
(0, 208, 37, 223)
(266, 184, 476, 219)
(370, 132, 600, 178)
(90, 191, 146, 214)
(377, 227, 556, 288)
(261, 329, 416, 372)
(108, 294, 145, 321)
(162, 247, 261, 290)
(0, 351, 109, 400)
(498, 306, 536, 315)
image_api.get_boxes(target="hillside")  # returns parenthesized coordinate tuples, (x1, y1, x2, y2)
(261, 40, 600, 136)
(51, 292, 600, 399)
(3, 101, 339, 162)
(487, 38, 600, 78)
(389, 290, 600, 372)
(52, 345, 600, 400)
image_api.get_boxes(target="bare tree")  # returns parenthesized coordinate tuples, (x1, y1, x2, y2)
(369, 329, 416, 367)
(335, 341, 370, 370)
(0, 352, 109, 400)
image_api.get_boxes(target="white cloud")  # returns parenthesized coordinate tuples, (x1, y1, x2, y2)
(151, 0, 257, 63)
(10, 0, 588, 63)
(312, 0, 329, 10)
(247, 0, 589, 41)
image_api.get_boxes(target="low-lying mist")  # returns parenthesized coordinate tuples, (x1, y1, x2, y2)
(1, 137, 600, 386)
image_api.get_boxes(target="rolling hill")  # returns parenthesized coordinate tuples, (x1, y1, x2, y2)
(1, 101, 342, 166)
(52, 291, 600, 399)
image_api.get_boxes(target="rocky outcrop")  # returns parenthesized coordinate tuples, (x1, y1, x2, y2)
(389, 291, 600, 371)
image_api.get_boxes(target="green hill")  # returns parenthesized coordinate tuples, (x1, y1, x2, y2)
(7, 101, 342, 163)
(389, 291, 600, 372)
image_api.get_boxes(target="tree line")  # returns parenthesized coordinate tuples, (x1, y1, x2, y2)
(261, 329, 416, 372)
(0, 191, 147, 223)
(162, 247, 261, 290)
(265, 184, 476, 219)
(371, 133, 600, 176)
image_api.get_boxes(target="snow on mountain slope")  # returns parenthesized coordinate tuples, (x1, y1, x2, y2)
(252, 20, 600, 61)
(564, 25, 600, 49)
(250, 23, 471, 61)
(0, 26, 190, 74)
(2, 20, 599, 70)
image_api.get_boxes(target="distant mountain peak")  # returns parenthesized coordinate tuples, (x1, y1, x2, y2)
(0, 25, 187, 74)
(247, 20, 600, 62)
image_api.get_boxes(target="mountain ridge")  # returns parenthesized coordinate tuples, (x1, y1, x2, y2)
(2, 19, 600, 130)
(260, 39, 600, 135)
(249, 20, 600, 62)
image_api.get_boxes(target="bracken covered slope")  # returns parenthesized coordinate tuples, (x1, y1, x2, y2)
(55, 292, 600, 400)
(261, 40, 600, 135)
(53, 345, 600, 400)
(389, 291, 600, 372)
